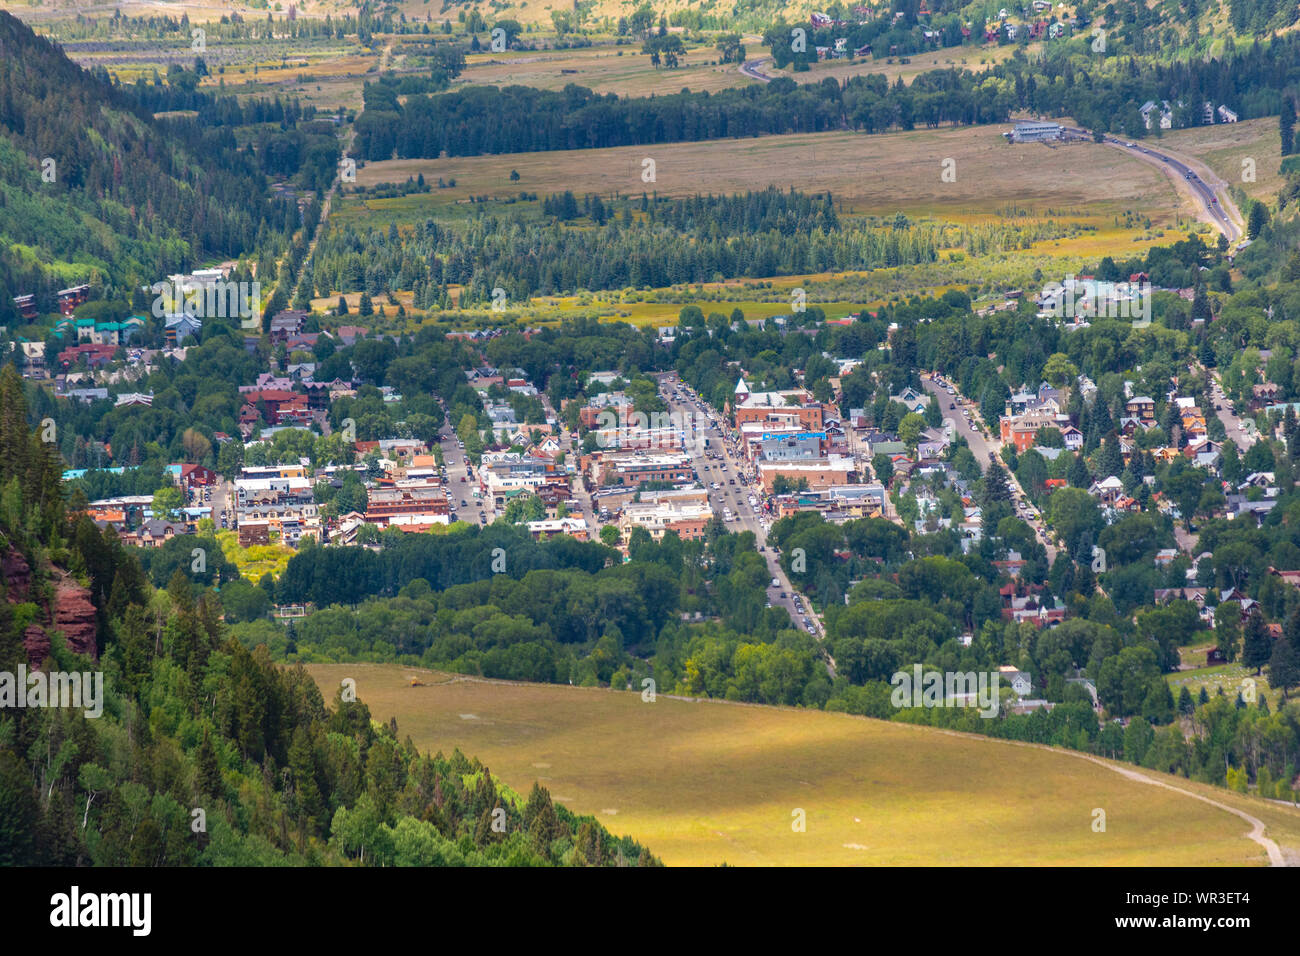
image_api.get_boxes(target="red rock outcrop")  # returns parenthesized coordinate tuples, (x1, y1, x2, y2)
(53, 582, 98, 660)
(23, 624, 50, 669)
(3, 547, 31, 603)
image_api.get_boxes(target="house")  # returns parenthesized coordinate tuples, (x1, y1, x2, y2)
(335, 325, 370, 346)
(916, 428, 950, 460)
(1218, 588, 1259, 622)
(1000, 412, 1059, 452)
(12, 294, 38, 320)
(1186, 438, 1221, 471)
(1250, 383, 1281, 411)
(121, 518, 185, 549)
(56, 284, 91, 316)
(1125, 396, 1156, 422)
(993, 550, 1026, 578)
(269, 309, 309, 343)
(888, 387, 927, 414)
(1060, 425, 1083, 450)
(1005, 122, 1063, 143)
(164, 311, 202, 346)
(1088, 475, 1124, 505)
(1154, 587, 1208, 607)
(1227, 496, 1276, 523)
(167, 463, 218, 489)
(58, 344, 117, 370)
(1154, 549, 1178, 568)
(1139, 100, 1173, 130)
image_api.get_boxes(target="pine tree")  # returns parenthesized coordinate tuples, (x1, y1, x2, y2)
(982, 460, 1012, 504)
(1068, 452, 1091, 488)
(1282, 96, 1295, 156)
(1243, 610, 1274, 674)
(1269, 637, 1299, 699)
(1096, 432, 1123, 478)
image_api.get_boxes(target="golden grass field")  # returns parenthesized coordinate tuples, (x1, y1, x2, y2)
(305, 662, 1300, 866)
(354, 125, 1192, 222)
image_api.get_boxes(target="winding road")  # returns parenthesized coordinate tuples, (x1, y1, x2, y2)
(1060, 125, 1243, 240)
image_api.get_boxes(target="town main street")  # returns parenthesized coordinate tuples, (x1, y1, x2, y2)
(654, 374, 834, 673)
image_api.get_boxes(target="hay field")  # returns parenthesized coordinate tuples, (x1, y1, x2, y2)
(353, 125, 1191, 224)
(304, 662, 1300, 866)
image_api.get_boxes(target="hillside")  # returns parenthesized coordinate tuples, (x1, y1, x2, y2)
(0, 11, 290, 322)
(305, 663, 1300, 866)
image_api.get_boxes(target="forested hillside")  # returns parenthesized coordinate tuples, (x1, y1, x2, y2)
(0, 12, 294, 322)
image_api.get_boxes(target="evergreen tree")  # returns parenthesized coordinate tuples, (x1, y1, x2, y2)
(1068, 452, 1091, 488)
(1282, 95, 1296, 156)
(1271, 636, 1300, 699)
(981, 461, 1012, 504)
(1242, 610, 1274, 674)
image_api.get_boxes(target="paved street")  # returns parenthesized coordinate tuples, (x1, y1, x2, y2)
(437, 410, 496, 527)
(920, 372, 1058, 563)
(654, 374, 831, 660)
(1203, 366, 1258, 449)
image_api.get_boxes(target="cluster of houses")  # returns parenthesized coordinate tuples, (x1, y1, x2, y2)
(1139, 100, 1238, 130)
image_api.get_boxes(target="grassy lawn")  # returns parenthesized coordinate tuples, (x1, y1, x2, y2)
(216, 529, 294, 582)
(304, 661, 1300, 866)
(1169, 648, 1282, 709)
